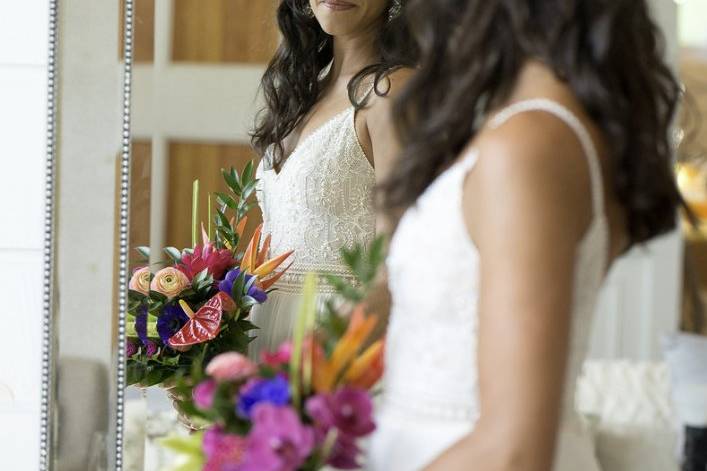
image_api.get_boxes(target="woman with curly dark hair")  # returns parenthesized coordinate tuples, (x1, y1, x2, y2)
(248, 0, 416, 357)
(368, 1, 683, 470)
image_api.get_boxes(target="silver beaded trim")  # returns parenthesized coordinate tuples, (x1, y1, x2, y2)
(39, 1, 58, 469)
(272, 264, 358, 295)
(116, 1, 134, 470)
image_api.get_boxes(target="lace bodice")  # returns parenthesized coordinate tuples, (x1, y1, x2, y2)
(256, 107, 376, 293)
(382, 99, 609, 424)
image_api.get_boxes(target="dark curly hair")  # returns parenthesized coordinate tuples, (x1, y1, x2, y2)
(385, 0, 684, 247)
(251, 0, 418, 168)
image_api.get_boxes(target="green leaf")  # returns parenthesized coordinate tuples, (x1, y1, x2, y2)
(126, 362, 143, 386)
(149, 290, 168, 303)
(193, 268, 208, 286)
(231, 271, 247, 300)
(135, 246, 151, 260)
(240, 180, 258, 200)
(239, 296, 260, 310)
(242, 160, 255, 185)
(222, 167, 241, 194)
(323, 273, 363, 302)
(236, 319, 259, 332)
(222, 167, 237, 190)
(164, 247, 182, 264)
(214, 191, 238, 210)
(215, 208, 231, 229)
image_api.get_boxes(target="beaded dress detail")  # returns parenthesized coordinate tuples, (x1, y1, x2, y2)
(250, 106, 375, 357)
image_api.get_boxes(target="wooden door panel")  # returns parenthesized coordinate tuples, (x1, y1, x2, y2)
(166, 141, 262, 251)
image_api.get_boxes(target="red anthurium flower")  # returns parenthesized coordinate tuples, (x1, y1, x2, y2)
(168, 292, 234, 348)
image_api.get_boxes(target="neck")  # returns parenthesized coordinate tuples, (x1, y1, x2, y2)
(329, 22, 381, 84)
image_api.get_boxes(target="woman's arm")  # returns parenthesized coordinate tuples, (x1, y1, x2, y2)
(424, 112, 596, 471)
(357, 68, 414, 327)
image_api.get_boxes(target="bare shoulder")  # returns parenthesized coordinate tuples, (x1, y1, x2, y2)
(368, 67, 415, 108)
(466, 110, 595, 243)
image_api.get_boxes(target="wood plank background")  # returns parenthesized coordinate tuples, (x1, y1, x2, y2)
(165, 141, 263, 251)
(172, 0, 279, 63)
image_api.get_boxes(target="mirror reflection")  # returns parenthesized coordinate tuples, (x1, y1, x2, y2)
(117, 1, 707, 471)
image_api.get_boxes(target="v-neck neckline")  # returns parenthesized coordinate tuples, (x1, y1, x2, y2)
(272, 107, 353, 175)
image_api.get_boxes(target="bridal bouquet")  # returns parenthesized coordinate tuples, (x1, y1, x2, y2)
(126, 163, 293, 390)
(160, 275, 384, 471)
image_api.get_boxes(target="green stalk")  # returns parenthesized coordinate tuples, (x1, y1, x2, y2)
(207, 194, 212, 241)
(290, 273, 318, 406)
(192, 179, 199, 247)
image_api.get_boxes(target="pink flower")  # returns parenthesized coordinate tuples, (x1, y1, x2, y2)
(178, 243, 236, 281)
(193, 379, 217, 410)
(128, 266, 151, 295)
(150, 267, 190, 300)
(240, 404, 314, 471)
(260, 342, 293, 368)
(206, 352, 257, 382)
(327, 434, 361, 470)
(305, 388, 374, 469)
(203, 426, 247, 471)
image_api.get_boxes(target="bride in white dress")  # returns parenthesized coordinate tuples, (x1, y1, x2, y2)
(248, 0, 414, 357)
(367, 1, 684, 470)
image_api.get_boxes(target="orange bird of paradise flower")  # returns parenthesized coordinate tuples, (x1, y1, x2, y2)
(312, 305, 384, 393)
(240, 223, 294, 291)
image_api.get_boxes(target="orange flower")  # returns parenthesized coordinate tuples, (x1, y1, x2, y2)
(240, 223, 294, 290)
(313, 305, 380, 393)
(344, 339, 385, 389)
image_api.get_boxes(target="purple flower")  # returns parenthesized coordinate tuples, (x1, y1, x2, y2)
(156, 304, 189, 345)
(202, 425, 246, 471)
(219, 268, 268, 304)
(237, 376, 290, 419)
(240, 404, 314, 471)
(126, 340, 139, 358)
(134, 305, 149, 345)
(306, 388, 375, 438)
(305, 389, 373, 469)
(193, 379, 217, 410)
(327, 434, 361, 470)
(144, 340, 159, 358)
(330, 388, 375, 437)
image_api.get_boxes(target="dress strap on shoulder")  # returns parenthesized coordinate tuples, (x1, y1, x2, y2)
(489, 98, 605, 217)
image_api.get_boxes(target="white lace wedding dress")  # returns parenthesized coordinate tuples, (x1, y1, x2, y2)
(250, 106, 376, 358)
(367, 99, 606, 471)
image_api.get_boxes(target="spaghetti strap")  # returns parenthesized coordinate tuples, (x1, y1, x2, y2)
(489, 98, 605, 218)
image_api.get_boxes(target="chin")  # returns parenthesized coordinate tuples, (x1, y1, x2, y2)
(317, 17, 361, 37)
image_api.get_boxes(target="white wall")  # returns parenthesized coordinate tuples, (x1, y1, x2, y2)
(0, 1, 49, 469)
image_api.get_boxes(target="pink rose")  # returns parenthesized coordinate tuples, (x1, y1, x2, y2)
(206, 352, 257, 382)
(128, 266, 151, 295)
(150, 267, 190, 300)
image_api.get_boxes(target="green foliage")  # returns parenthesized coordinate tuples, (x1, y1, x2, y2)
(320, 235, 387, 348)
(163, 247, 182, 264)
(214, 163, 259, 252)
(135, 246, 150, 260)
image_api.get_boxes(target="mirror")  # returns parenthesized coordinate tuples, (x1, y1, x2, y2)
(37, 1, 706, 470)
(120, 1, 279, 469)
(41, 1, 125, 470)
